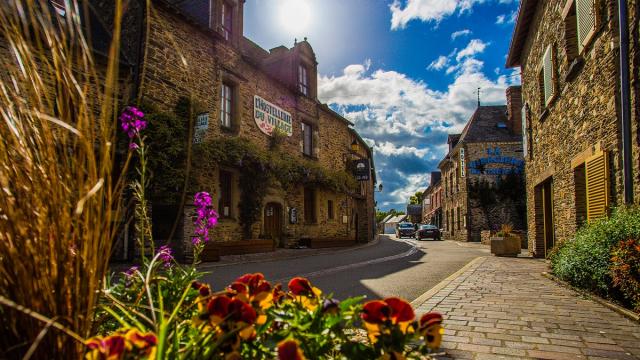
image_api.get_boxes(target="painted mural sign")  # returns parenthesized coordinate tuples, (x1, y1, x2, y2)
(468, 147, 525, 175)
(193, 112, 209, 144)
(254, 95, 293, 137)
(353, 159, 371, 181)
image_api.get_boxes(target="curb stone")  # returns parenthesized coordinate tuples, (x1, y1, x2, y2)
(199, 234, 384, 269)
(541, 271, 640, 324)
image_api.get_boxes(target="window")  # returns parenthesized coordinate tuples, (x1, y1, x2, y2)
(522, 104, 529, 158)
(219, 170, 232, 217)
(576, 0, 597, 54)
(304, 187, 316, 223)
(562, 0, 580, 62)
(220, 82, 233, 129)
(457, 207, 461, 230)
(327, 200, 334, 220)
(50, 0, 66, 16)
(298, 64, 309, 96)
(221, 1, 233, 40)
(302, 122, 313, 156)
(585, 149, 609, 221)
(539, 46, 555, 108)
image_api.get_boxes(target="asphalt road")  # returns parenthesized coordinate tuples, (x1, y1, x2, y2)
(200, 235, 489, 302)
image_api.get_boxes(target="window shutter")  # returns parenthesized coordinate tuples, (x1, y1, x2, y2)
(543, 46, 554, 105)
(585, 149, 609, 221)
(521, 104, 528, 157)
(576, 0, 596, 53)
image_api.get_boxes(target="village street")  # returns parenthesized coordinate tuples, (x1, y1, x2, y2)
(200, 236, 488, 302)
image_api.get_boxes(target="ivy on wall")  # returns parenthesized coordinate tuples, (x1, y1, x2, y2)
(194, 133, 358, 238)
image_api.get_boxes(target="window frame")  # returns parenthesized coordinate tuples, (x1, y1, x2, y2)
(221, 1, 233, 41)
(302, 122, 313, 157)
(220, 81, 233, 129)
(327, 199, 334, 220)
(304, 187, 317, 224)
(298, 64, 309, 96)
(219, 170, 233, 218)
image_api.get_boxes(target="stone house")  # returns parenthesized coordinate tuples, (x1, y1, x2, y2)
(506, 0, 640, 257)
(421, 172, 443, 228)
(439, 87, 526, 242)
(106, 0, 376, 260)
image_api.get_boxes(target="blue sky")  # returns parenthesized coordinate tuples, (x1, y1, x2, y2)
(244, 0, 521, 211)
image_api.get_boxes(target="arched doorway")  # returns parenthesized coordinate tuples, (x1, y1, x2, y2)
(264, 202, 283, 246)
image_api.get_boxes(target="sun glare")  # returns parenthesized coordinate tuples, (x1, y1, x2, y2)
(279, 0, 311, 35)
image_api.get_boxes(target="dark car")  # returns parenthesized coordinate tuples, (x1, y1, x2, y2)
(396, 222, 415, 238)
(415, 224, 441, 241)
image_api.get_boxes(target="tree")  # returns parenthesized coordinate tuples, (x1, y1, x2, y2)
(408, 191, 424, 205)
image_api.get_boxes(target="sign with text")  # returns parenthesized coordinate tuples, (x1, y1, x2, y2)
(289, 208, 298, 224)
(254, 95, 293, 137)
(459, 148, 466, 178)
(193, 113, 209, 144)
(352, 159, 371, 181)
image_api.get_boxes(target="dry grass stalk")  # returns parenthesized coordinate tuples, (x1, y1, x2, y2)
(0, 0, 126, 357)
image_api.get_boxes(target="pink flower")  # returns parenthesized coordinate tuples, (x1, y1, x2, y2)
(120, 106, 146, 139)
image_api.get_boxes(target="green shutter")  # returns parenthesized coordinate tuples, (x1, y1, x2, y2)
(576, 0, 595, 53)
(543, 46, 554, 105)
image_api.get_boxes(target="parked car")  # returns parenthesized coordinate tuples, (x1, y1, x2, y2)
(396, 222, 415, 238)
(415, 224, 441, 241)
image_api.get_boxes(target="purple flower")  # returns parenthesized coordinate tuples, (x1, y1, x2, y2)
(129, 142, 139, 150)
(194, 192, 212, 208)
(192, 192, 218, 245)
(119, 106, 146, 139)
(124, 266, 139, 277)
(158, 245, 173, 268)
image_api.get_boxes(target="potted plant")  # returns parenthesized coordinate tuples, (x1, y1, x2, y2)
(490, 224, 521, 257)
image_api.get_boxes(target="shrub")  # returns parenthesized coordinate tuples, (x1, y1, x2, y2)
(610, 239, 640, 312)
(550, 207, 640, 297)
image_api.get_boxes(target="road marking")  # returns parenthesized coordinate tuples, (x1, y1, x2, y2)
(274, 238, 419, 284)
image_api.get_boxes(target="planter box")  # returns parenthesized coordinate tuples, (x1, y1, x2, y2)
(201, 240, 276, 262)
(490, 235, 521, 257)
(310, 238, 356, 249)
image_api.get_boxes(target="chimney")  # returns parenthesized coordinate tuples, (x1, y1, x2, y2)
(506, 85, 522, 136)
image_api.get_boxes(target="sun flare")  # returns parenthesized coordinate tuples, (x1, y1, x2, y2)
(279, 0, 311, 35)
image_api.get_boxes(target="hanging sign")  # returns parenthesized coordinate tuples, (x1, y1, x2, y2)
(352, 159, 371, 181)
(289, 208, 298, 224)
(254, 95, 293, 137)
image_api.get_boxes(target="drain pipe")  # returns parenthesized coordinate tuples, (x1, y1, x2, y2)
(618, 0, 633, 204)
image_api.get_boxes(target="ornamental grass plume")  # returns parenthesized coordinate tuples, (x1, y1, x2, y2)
(0, 0, 128, 357)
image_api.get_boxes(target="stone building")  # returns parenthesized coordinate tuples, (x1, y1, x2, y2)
(506, 0, 640, 257)
(421, 172, 443, 227)
(439, 88, 526, 242)
(109, 0, 376, 259)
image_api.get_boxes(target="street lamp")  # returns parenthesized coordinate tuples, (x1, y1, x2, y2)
(375, 183, 383, 192)
(351, 138, 360, 152)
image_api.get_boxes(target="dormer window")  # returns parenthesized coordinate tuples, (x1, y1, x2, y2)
(221, 1, 233, 41)
(50, 0, 66, 16)
(298, 64, 309, 96)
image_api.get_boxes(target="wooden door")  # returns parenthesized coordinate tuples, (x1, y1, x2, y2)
(542, 180, 555, 257)
(264, 203, 282, 244)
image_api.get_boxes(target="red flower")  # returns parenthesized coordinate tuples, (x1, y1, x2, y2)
(85, 334, 126, 360)
(385, 297, 415, 323)
(419, 312, 442, 329)
(207, 295, 232, 320)
(227, 298, 257, 325)
(277, 339, 305, 360)
(361, 300, 391, 324)
(418, 312, 444, 350)
(288, 277, 320, 297)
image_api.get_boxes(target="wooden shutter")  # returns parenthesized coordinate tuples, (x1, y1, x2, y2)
(585, 150, 609, 221)
(576, 0, 596, 53)
(543, 46, 554, 105)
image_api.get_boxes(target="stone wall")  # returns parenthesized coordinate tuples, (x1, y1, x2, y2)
(141, 5, 373, 258)
(518, 0, 630, 257)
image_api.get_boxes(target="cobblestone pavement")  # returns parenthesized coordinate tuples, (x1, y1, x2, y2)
(414, 256, 640, 360)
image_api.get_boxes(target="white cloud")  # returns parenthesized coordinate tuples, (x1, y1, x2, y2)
(390, 0, 517, 29)
(455, 39, 488, 61)
(318, 51, 519, 207)
(427, 55, 450, 71)
(451, 29, 472, 40)
(496, 10, 517, 24)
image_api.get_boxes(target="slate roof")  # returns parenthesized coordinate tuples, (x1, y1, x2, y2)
(457, 105, 521, 144)
(506, 0, 540, 67)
